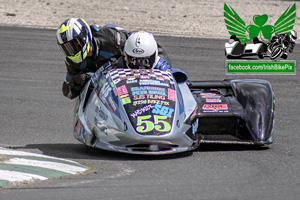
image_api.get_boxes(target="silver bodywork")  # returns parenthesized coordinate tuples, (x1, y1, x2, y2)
(73, 67, 275, 155)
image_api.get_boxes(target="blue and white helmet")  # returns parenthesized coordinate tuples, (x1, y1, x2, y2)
(56, 18, 93, 63)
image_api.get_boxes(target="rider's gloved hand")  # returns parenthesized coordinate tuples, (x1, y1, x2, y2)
(70, 73, 90, 88)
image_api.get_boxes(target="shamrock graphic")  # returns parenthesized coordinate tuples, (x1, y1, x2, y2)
(247, 15, 274, 41)
(224, 3, 296, 43)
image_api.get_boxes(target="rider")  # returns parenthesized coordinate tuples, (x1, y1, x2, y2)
(56, 18, 128, 99)
(111, 31, 171, 71)
(268, 30, 297, 59)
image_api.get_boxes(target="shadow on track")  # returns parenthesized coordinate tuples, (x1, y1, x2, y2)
(10, 142, 268, 161)
(9, 143, 193, 161)
(195, 143, 269, 152)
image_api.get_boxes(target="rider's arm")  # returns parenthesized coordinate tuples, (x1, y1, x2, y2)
(62, 73, 74, 99)
(153, 57, 171, 71)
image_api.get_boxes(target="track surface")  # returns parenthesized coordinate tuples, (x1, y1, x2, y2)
(0, 26, 299, 200)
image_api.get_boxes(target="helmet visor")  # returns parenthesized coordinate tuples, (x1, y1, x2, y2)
(126, 52, 155, 69)
(59, 27, 87, 56)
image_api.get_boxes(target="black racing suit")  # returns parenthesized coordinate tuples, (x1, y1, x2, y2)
(61, 26, 171, 99)
(269, 34, 296, 53)
(62, 24, 128, 99)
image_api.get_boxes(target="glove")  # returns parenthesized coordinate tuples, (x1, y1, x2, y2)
(70, 73, 90, 88)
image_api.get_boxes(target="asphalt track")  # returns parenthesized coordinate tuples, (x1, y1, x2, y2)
(0, 26, 300, 200)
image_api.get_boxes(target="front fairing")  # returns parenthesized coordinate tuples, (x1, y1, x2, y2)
(110, 69, 177, 136)
(74, 68, 196, 154)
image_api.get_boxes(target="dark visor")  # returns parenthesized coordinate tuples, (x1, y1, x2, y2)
(59, 26, 87, 56)
(126, 53, 155, 69)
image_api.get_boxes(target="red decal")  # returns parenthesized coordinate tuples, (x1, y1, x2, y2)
(202, 104, 228, 111)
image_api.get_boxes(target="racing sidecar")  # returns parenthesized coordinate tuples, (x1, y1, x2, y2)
(73, 64, 275, 155)
(225, 38, 266, 59)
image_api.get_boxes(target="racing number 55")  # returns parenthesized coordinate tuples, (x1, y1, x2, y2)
(136, 115, 171, 133)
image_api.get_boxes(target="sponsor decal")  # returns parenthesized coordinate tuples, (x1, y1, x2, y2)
(113, 89, 118, 97)
(192, 118, 199, 135)
(110, 82, 115, 89)
(140, 75, 150, 79)
(132, 48, 144, 54)
(132, 100, 170, 106)
(98, 92, 107, 104)
(133, 100, 147, 106)
(121, 97, 132, 105)
(202, 104, 229, 113)
(120, 94, 129, 99)
(136, 115, 172, 133)
(130, 104, 154, 118)
(152, 104, 175, 118)
(200, 93, 221, 98)
(100, 82, 112, 98)
(133, 95, 146, 100)
(148, 100, 169, 106)
(131, 86, 166, 96)
(139, 79, 169, 87)
(133, 94, 166, 100)
(108, 96, 117, 112)
(205, 99, 222, 103)
(137, 94, 166, 100)
(147, 94, 166, 100)
(168, 88, 176, 101)
(95, 105, 108, 121)
(126, 79, 138, 84)
(117, 85, 128, 96)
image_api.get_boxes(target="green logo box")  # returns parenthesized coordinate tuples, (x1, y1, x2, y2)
(225, 60, 296, 75)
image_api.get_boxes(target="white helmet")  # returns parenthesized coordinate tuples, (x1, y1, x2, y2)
(124, 31, 158, 69)
(289, 30, 297, 42)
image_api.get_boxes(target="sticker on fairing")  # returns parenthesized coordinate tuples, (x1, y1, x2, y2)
(110, 69, 176, 135)
(136, 115, 171, 133)
(202, 104, 229, 113)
